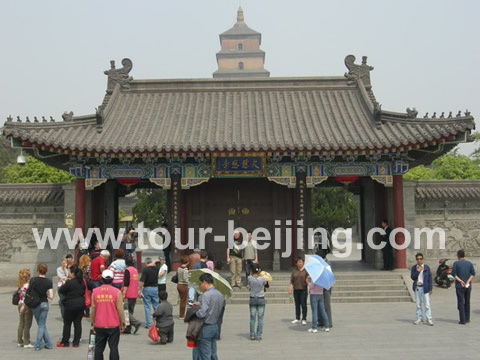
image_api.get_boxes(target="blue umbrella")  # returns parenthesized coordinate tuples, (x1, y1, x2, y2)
(305, 255, 335, 290)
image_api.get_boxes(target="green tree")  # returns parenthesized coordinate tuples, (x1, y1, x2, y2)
(404, 153, 480, 180)
(2, 156, 74, 183)
(311, 187, 359, 237)
(132, 189, 168, 229)
(0, 133, 19, 181)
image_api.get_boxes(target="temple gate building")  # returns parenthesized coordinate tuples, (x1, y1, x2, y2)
(2, 9, 475, 271)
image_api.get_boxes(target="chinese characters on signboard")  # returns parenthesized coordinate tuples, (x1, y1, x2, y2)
(212, 155, 265, 176)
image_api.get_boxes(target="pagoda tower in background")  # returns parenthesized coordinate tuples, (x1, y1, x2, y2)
(213, 7, 270, 78)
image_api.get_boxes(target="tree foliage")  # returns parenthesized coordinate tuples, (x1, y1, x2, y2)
(132, 189, 168, 229)
(2, 156, 74, 183)
(0, 133, 19, 181)
(311, 187, 359, 236)
(404, 153, 480, 180)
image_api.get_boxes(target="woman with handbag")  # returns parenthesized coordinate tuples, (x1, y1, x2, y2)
(28, 263, 54, 351)
(16, 268, 34, 348)
(79, 254, 91, 317)
(57, 266, 86, 347)
(176, 255, 190, 320)
(248, 263, 267, 341)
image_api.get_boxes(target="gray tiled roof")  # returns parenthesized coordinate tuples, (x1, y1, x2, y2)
(220, 22, 260, 37)
(0, 183, 64, 204)
(416, 180, 480, 200)
(2, 77, 475, 154)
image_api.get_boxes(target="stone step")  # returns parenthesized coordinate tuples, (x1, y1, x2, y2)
(267, 274, 404, 281)
(227, 295, 412, 305)
(231, 289, 410, 299)
(234, 284, 408, 292)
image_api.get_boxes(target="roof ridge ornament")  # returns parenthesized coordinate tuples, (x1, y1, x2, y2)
(96, 105, 105, 133)
(406, 107, 418, 119)
(62, 111, 74, 122)
(104, 58, 133, 91)
(344, 55, 374, 90)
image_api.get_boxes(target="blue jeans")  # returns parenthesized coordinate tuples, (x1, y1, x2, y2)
(310, 294, 329, 329)
(249, 297, 265, 338)
(142, 287, 159, 327)
(32, 302, 52, 349)
(415, 287, 432, 321)
(197, 323, 218, 360)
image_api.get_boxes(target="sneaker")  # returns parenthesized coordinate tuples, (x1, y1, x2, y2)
(44, 346, 53, 350)
(250, 336, 256, 340)
(324, 328, 330, 332)
(256, 337, 262, 341)
(34, 348, 41, 351)
(458, 321, 466, 325)
(56, 343, 69, 348)
(427, 320, 434, 326)
(307, 328, 318, 333)
(24, 344, 34, 349)
(17, 344, 23, 348)
(133, 324, 140, 335)
(413, 319, 423, 325)
(301, 320, 307, 326)
(291, 319, 300, 324)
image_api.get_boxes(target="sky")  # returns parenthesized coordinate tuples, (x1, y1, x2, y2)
(1, 0, 479, 156)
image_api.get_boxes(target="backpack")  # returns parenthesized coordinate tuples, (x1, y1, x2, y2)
(12, 288, 20, 305)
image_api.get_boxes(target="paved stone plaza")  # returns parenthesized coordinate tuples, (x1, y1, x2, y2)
(1, 280, 478, 360)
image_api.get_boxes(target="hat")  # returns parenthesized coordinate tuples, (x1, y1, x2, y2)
(144, 257, 153, 264)
(101, 269, 114, 279)
(100, 250, 110, 257)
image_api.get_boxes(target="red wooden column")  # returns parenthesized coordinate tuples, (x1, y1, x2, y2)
(75, 178, 86, 232)
(392, 175, 406, 269)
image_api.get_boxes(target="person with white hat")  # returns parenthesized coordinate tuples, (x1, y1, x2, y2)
(91, 269, 125, 360)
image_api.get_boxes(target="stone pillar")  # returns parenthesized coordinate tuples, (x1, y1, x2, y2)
(393, 175, 406, 269)
(295, 165, 307, 258)
(104, 180, 119, 252)
(74, 178, 86, 232)
(403, 181, 417, 268)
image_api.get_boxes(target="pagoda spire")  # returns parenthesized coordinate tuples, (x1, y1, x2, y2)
(237, 7, 244, 23)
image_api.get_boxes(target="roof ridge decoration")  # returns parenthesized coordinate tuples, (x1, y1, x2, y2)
(62, 111, 74, 122)
(344, 55, 374, 90)
(104, 58, 133, 92)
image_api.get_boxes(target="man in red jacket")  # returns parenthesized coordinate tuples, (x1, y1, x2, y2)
(91, 270, 125, 360)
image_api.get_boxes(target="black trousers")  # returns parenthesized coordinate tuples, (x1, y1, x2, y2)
(157, 284, 167, 298)
(124, 298, 142, 332)
(293, 289, 307, 321)
(157, 323, 174, 344)
(245, 259, 255, 282)
(456, 287, 472, 323)
(95, 327, 120, 360)
(164, 250, 171, 272)
(61, 305, 84, 345)
(383, 243, 394, 270)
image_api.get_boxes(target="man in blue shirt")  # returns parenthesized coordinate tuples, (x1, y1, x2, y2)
(410, 253, 433, 325)
(195, 273, 225, 360)
(452, 249, 475, 324)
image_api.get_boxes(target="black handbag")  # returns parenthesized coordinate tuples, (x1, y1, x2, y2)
(171, 272, 179, 284)
(24, 279, 41, 308)
(12, 288, 20, 305)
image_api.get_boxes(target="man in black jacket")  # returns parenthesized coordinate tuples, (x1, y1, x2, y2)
(381, 219, 394, 270)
